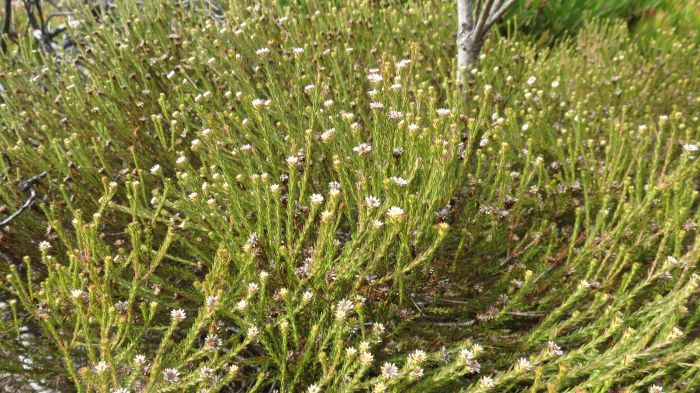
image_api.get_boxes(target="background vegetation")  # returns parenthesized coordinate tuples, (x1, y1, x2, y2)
(0, 0, 698, 392)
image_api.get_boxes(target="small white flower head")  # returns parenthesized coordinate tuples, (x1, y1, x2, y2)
(516, 357, 532, 371)
(176, 155, 187, 166)
(345, 347, 358, 359)
(94, 360, 109, 374)
(270, 183, 281, 193)
(359, 351, 374, 366)
(521, 123, 529, 132)
(307, 384, 322, 393)
(390, 176, 408, 186)
(365, 196, 381, 209)
(162, 368, 180, 383)
(111, 388, 129, 393)
(69, 289, 85, 300)
(304, 84, 316, 94)
(436, 108, 451, 117)
(286, 155, 300, 167)
(648, 385, 663, 393)
(408, 349, 427, 365)
(133, 354, 147, 366)
(335, 299, 354, 320)
(409, 367, 424, 379)
(203, 333, 222, 349)
(292, 47, 304, 55)
(395, 59, 411, 69)
(170, 308, 186, 322)
(385, 206, 405, 220)
(682, 143, 698, 152)
(236, 299, 248, 311)
(246, 326, 260, 340)
(387, 110, 403, 120)
(551, 80, 560, 88)
(310, 193, 324, 206)
(407, 123, 420, 133)
(666, 255, 679, 264)
(381, 362, 398, 379)
(367, 73, 384, 84)
(251, 98, 269, 108)
(546, 341, 564, 356)
(323, 99, 334, 108)
(302, 290, 313, 302)
(205, 295, 219, 309)
(255, 47, 270, 56)
(479, 376, 495, 390)
(353, 143, 372, 155)
(458, 349, 474, 362)
(150, 164, 161, 174)
(200, 365, 214, 379)
(527, 76, 537, 85)
(321, 128, 336, 142)
(38, 241, 52, 252)
(369, 101, 384, 109)
(479, 138, 489, 147)
(371, 219, 384, 229)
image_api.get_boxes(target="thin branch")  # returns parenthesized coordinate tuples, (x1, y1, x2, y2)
(474, 0, 496, 37)
(486, 0, 517, 30)
(0, 172, 46, 229)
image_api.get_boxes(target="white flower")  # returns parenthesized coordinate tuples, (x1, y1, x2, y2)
(323, 99, 334, 108)
(38, 241, 51, 252)
(408, 349, 427, 365)
(551, 80, 560, 88)
(162, 368, 180, 383)
(111, 388, 129, 393)
(270, 184, 281, 193)
(359, 351, 374, 366)
(436, 108, 451, 117)
(546, 341, 564, 356)
(390, 176, 408, 186)
(286, 156, 300, 166)
(307, 385, 322, 393)
(94, 360, 109, 374)
(292, 47, 304, 55)
(682, 143, 698, 152)
(321, 128, 336, 142)
(335, 299, 354, 320)
(255, 47, 270, 56)
(385, 206, 405, 220)
(302, 290, 313, 302)
(353, 143, 372, 155)
(527, 76, 537, 85)
(458, 349, 474, 362)
(381, 362, 398, 379)
(407, 123, 420, 132)
(251, 98, 270, 108)
(310, 193, 324, 206)
(516, 357, 532, 371)
(69, 289, 85, 300)
(304, 84, 316, 94)
(369, 101, 384, 109)
(479, 376, 495, 389)
(648, 385, 663, 393)
(387, 110, 403, 120)
(205, 295, 219, 308)
(150, 164, 161, 174)
(479, 138, 489, 147)
(409, 367, 424, 379)
(365, 196, 381, 209)
(176, 155, 187, 165)
(236, 299, 248, 311)
(246, 326, 260, 339)
(367, 74, 384, 84)
(133, 354, 146, 365)
(170, 308, 186, 322)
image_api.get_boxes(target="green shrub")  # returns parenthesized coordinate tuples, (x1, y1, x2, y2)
(0, 1, 698, 392)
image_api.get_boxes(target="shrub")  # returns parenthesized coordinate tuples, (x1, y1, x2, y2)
(0, 1, 698, 392)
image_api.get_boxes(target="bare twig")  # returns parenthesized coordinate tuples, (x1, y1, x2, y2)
(0, 172, 47, 229)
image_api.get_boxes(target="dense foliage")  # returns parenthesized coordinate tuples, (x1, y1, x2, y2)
(0, 1, 698, 392)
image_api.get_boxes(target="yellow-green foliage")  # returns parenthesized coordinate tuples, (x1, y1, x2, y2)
(0, 1, 698, 392)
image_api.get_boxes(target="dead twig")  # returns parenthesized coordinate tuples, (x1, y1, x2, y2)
(0, 172, 47, 229)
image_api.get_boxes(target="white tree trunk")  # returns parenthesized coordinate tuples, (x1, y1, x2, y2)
(456, 0, 516, 90)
